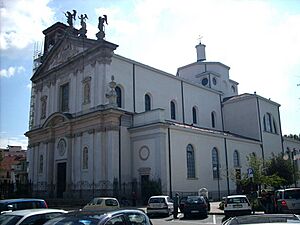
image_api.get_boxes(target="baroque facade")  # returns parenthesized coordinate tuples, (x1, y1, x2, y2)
(26, 20, 299, 201)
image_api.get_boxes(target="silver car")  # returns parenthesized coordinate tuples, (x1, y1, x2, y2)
(222, 214, 300, 225)
(0, 208, 67, 225)
(275, 188, 300, 214)
(147, 195, 174, 216)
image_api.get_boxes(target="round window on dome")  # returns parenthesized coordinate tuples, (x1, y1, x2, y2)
(202, 78, 208, 86)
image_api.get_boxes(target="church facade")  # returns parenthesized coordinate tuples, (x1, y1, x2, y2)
(25, 19, 298, 201)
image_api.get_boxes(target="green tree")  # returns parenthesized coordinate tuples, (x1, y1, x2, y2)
(265, 153, 297, 188)
(240, 154, 285, 190)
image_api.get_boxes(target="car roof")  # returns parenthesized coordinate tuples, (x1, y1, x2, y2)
(224, 215, 300, 225)
(0, 198, 45, 204)
(226, 195, 248, 198)
(149, 195, 169, 198)
(2, 208, 67, 216)
(92, 197, 118, 200)
(68, 208, 145, 216)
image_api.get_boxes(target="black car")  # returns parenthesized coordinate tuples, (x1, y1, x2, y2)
(0, 199, 48, 214)
(44, 208, 153, 225)
(181, 196, 208, 218)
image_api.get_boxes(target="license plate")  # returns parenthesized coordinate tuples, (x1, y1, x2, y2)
(233, 204, 242, 208)
(191, 210, 199, 213)
(150, 203, 162, 208)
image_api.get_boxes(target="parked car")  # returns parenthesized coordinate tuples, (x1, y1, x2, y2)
(275, 188, 300, 214)
(224, 195, 252, 217)
(180, 196, 208, 218)
(83, 197, 120, 210)
(0, 208, 67, 225)
(222, 214, 300, 225)
(44, 209, 153, 225)
(0, 198, 48, 214)
(146, 195, 174, 216)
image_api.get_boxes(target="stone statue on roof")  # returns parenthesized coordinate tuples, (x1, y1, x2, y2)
(64, 10, 77, 27)
(78, 14, 88, 37)
(96, 15, 108, 40)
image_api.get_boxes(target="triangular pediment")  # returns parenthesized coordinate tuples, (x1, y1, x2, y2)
(45, 39, 82, 71)
(32, 36, 97, 81)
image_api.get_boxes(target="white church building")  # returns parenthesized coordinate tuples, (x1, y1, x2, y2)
(25, 18, 299, 202)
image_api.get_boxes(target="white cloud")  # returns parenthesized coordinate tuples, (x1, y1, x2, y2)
(98, 0, 300, 134)
(0, 66, 25, 78)
(0, 135, 28, 150)
(0, 0, 55, 50)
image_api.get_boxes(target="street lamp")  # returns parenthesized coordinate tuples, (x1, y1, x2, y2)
(213, 166, 220, 200)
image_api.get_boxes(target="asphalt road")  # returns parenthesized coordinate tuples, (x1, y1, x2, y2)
(151, 214, 226, 225)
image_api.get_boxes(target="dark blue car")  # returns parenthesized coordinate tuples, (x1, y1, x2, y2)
(0, 198, 48, 214)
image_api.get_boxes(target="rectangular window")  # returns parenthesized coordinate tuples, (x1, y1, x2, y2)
(60, 83, 69, 112)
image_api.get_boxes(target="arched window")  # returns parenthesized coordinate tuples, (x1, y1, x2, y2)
(83, 82, 90, 104)
(145, 94, 151, 111)
(170, 101, 176, 120)
(39, 155, 43, 173)
(211, 111, 216, 128)
(115, 86, 122, 108)
(82, 147, 88, 170)
(263, 113, 272, 132)
(186, 144, 195, 178)
(40, 96, 47, 119)
(233, 150, 240, 167)
(212, 147, 219, 179)
(192, 106, 197, 124)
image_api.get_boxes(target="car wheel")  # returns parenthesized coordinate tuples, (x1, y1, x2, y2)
(202, 213, 208, 218)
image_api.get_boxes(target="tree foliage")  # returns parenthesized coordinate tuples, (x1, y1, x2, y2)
(265, 153, 297, 188)
(240, 153, 290, 190)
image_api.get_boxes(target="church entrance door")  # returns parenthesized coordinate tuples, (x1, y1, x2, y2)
(141, 175, 149, 205)
(57, 162, 66, 198)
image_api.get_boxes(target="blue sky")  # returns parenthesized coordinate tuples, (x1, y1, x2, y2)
(1, 0, 300, 149)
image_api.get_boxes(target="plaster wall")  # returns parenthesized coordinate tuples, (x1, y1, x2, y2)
(258, 98, 282, 159)
(223, 97, 260, 140)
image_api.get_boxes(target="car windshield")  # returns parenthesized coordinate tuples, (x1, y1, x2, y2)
(284, 189, 300, 199)
(105, 199, 118, 206)
(0, 214, 22, 225)
(89, 198, 103, 205)
(149, 198, 165, 203)
(187, 197, 204, 203)
(227, 197, 248, 204)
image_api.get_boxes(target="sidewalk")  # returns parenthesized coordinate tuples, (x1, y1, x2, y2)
(209, 201, 224, 215)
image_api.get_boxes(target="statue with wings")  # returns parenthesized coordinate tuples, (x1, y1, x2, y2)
(78, 14, 88, 37)
(98, 15, 108, 33)
(65, 10, 77, 27)
(96, 15, 108, 40)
